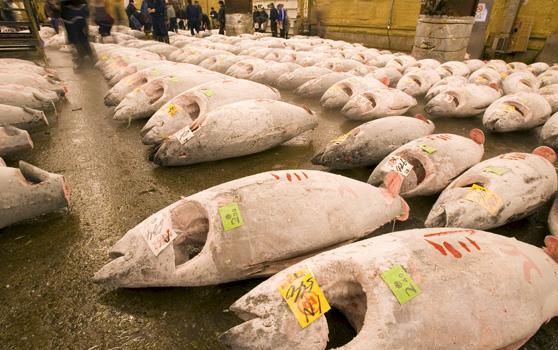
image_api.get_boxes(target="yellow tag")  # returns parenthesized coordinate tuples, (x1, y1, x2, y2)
(167, 103, 178, 117)
(151, 68, 161, 77)
(476, 76, 488, 83)
(500, 72, 508, 79)
(380, 265, 421, 305)
(330, 132, 351, 144)
(278, 268, 331, 328)
(483, 166, 510, 176)
(465, 184, 503, 216)
(170, 76, 180, 83)
(218, 203, 244, 231)
(418, 144, 437, 155)
(100, 54, 108, 61)
(503, 104, 516, 113)
(201, 89, 215, 97)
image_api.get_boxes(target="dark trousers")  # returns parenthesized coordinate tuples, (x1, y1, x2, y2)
(169, 17, 177, 32)
(188, 19, 200, 35)
(99, 24, 112, 37)
(280, 21, 289, 39)
(218, 20, 225, 34)
(270, 20, 277, 37)
(50, 18, 60, 34)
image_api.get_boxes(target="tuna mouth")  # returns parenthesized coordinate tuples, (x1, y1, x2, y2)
(170, 200, 209, 266)
(364, 93, 377, 108)
(147, 84, 165, 105)
(445, 92, 460, 108)
(409, 75, 422, 87)
(341, 84, 353, 97)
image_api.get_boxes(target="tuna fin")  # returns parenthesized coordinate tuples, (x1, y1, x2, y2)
(380, 77, 390, 86)
(302, 104, 314, 115)
(18, 161, 52, 184)
(384, 171, 403, 197)
(543, 236, 558, 262)
(533, 146, 557, 163)
(469, 128, 485, 145)
(414, 114, 429, 123)
(397, 198, 410, 221)
(23, 107, 49, 126)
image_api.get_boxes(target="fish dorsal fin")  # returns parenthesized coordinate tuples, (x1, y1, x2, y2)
(469, 128, 485, 145)
(544, 236, 558, 262)
(533, 146, 557, 164)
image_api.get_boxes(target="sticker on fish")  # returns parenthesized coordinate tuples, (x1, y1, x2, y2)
(141, 213, 177, 256)
(380, 265, 421, 305)
(278, 267, 331, 328)
(483, 166, 510, 176)
(218, 203, 244, 231)
(201, 89, 215, 97)
(330, 131, 351, 144)
(465, 184, 503, 216)
(167, 103, 178, 117)
(381, 155, 413, 177)
(418, 144, 437, 155)
(173, 127, 194, 145)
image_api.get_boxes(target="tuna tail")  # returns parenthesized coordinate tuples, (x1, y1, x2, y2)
(533, 146, 557, 164)
(23, 107, 49, 126)
(544, 236, 558, 262)
(0, 157, 5, 167)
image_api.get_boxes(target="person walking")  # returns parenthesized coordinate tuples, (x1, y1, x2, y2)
(268, 2, 277, 37)
(126, 0, 142, 30)
(140, 0, 152, 36)
(148, 0, 168, 42)
(217, 0, 225, 35)
(60, 0, 93, 68)
(252, 6, 258, 32)
(166, 1, 177, 33)
(185, 0, 200, 35)
(277, 3, 288, 39)
(209, 6, 217, 29)
(257, 6, 268, 33)
(94, 0, 114, 42)
(44, 0, 61, 34)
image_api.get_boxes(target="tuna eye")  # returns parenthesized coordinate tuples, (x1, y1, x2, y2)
(410, 76, 421, 86)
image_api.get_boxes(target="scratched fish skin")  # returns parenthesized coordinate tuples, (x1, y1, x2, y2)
(541, 112, 558, 149)
(320, 76, 387, 110)
(424, 76, 468, 101)
(368, 130, 485, 197)
(0, 104, 47, 130)
(0, 161, 70, 229)
(482, 92, 552, 132)
(220, 228, 558, 350)
(312, 115, 435, 169)
(502, 71, 541, 95)
(141, 79, 281, 145)
(152, 99, 318, 166)
(0, 84, 59, 111)
(276, 66, 333, 90)
(341, 88, 417, 121)
(112, 70, 226, 121)
(294, 72, 354, 99)
(425, 84, 502, 118)
(395, 68, 441, 97)
(426, 147, 557, 230)
(435, 61, 470, 78)
(539, 84, 558, 113)
(92, 170, 408, 287)
(0, 126, 33, 157)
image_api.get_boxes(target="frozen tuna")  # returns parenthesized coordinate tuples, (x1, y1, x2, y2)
(425, 83, 501, 117)
(530, 62, 550, 75)
(152, 100, 318, 166)
(312, 115, 435, 169)
(0, 72, 65, 96)
(276, 67, 332, 90)
(395, 68, 441, 97)
(220, 228, 558, 350)
(0, 161, 70, 229)
(502, 71, 540, 95)
(0, 126, 33, 157)
(368, 129, 485, 197)
(341, 87, 417, 121)
(483, 92, 552, 132)
(549, 196, 558, 236)
(540, 70, 558, 87)
(294, 72, 354, 98)
(541, 112, 558, 149)
(250, 62, 302, 86)
(426, 147, 557, 230)
(464, 58, 485, 72)
(368, 67, 402, 87)
(425, 76, 468, 101)
(469, 67, 502, 87)
(0, 84, 59, 111)
(436, 61, 470, 78)
(320, 76, 387, 110)
(141, 79, 281, 145)
(539, 84, 558, 113)
(93, 170, 408, 287)
(0, 104, 47, 129)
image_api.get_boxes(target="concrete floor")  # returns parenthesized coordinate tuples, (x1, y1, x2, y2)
(0, 48, 557, 349)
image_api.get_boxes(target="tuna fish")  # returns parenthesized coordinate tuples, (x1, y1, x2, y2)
(0, 104, 48, 129)
(368, 67, 402, 87)
(250, 62, 302, 86)
(220, 228, 558, 350)
(415, 58, 441, 70)
(276, 67, 332, 90)
(198, 55, 250, 74)
(426, 147, 557, 229)
(341, 88, 417, 121)
(141, 79, 281, 145)
(549, 196, 558, 236)
(294, 72, 354, 99)
(540, 84, 558, 113)
(113, 71, 225, 121)
(0, 84, 59, 111)
(506, 62, 528, 72)
(395, 69, 441, 97)
(424, 76, 468, 101)
(464, 59, 485, 72)
(152, 100, 318, 166)
(0, 157, 4, 166)
(485, 59, 508, 73)
(436, 61, 470, 78)
(225, 58, 269, 80)
(483, 92, 552, 132)
(425, 83, 501, 117)
(0, 72, 65, 96)
(316, 58, 368, 73)
(530, 62, 550, 75)
(502, 71, 541, 95)
(385, 55, 417, 72)
(312, 115, 435, 169)
(92, 170, 409, 287)
(468, 67, 502, 87)
(0, 126, 33, 157)
(0, 161, 70, 229)
(541, 111, 558, 148)
(540, 70, 558, 87)
(320, 76, 388, 110)
(368, 129, 485, 197)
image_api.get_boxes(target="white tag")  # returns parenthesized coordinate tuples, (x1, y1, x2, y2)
(174, 127, 194, 144)
(141, 213, 177, 256)
(381, 155, 413, 177)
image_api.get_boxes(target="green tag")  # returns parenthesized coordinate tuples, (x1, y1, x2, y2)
(218, 203, 244, 231)
(380, 265, 421, 305)
(418, 144, 437, 155)
(201, 89, 215, 97)
(483, 166, 510, 176)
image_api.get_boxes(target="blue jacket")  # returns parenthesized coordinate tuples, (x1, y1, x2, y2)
(147, 0, 164, 18)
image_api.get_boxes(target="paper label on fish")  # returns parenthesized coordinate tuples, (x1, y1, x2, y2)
(330, 132, 351, 144)
(167, 103, 178, 117)
(381, 265, 421, 305)
(278, 268, 331, 328)
(483, 166, 510, 176)
(201, 89, 215, 97)
(151, 68, 161, 77)
(174, 127, 194, 144)
(218, 203, 244, 231)
(465, 184, 503, 216)
(418, 144, 437, 155)
(381, 155, 413, 177)
(170, 76, 180, 83)
(141, 213, 177, 256)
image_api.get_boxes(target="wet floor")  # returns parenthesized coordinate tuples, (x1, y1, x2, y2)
(0, 48, 557, 349)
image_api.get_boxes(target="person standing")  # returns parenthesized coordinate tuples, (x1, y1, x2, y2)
(217, 0, 225, 35)
(126, 0, 142, 30)
(268, 2, 277, 37)
(166, 1, 177, 33)
(60, 0, 93, 68)
(252, 6, 258, 32)
(44, 0, 61, 34)
(140, 0, 152, 36)
(94, 0, 114, 42)
(209, 6, 217, 29)
(148, 0, 168, 42)
(257, 6, 268, 33)
(185, 0, 200, 35)
(277, 3, 288, 39)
